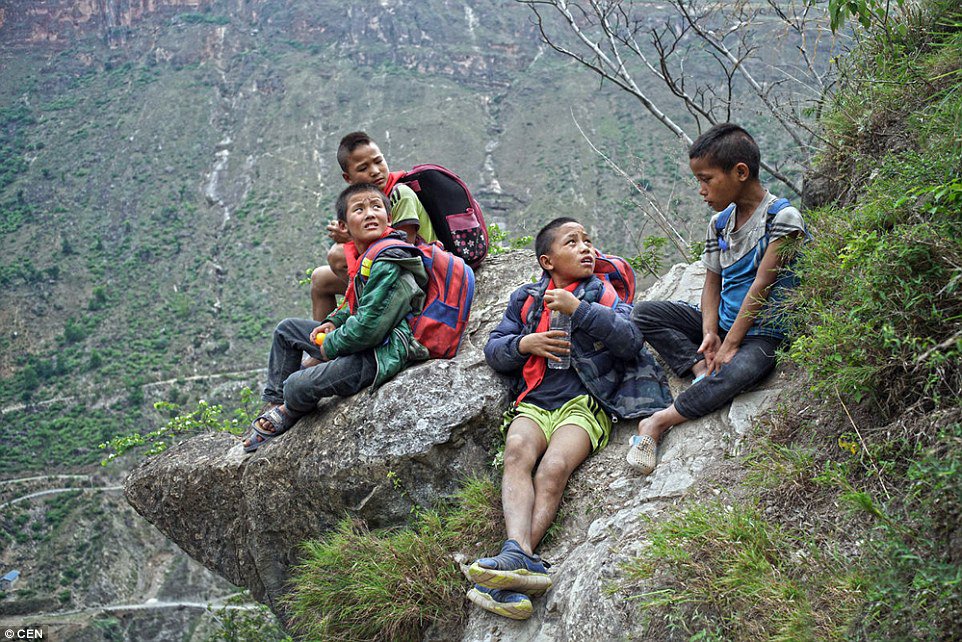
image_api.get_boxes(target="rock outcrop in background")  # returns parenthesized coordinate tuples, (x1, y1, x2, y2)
(125, 251, 541, 607)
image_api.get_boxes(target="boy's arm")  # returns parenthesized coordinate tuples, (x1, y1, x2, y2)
(325, 306, 351, 328)
(699, 270, 723, 367)
(390, 185, 422, 244)
(484, 289, 532, 373)
(569, 299, 645, 360)
(322, 261, 419, 359)
(708, 235, 797, 373)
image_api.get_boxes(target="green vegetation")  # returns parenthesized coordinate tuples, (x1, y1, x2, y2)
(285, 476, 502, 641)
(205, 594, 291, 642)
(486, 223, 532, 255)
(621, 500, 861, 641)
(618, 3, 962, 639)
(99, 389, 258, 465)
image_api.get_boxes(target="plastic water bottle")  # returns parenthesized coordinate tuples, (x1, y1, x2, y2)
(548, 310, 571, 369)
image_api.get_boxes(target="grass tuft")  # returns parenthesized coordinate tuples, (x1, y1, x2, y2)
(621, 501, 862, 642)
(284, 475, 502, 642)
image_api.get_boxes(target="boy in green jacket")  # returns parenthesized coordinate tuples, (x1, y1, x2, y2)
(243, 183, 429, 452)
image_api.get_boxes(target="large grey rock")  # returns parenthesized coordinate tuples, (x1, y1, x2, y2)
(459, 261, 788, 641)
(125, 251, 541, 608)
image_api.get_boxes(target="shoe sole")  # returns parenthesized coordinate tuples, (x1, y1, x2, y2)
(466, 587, 533, 620)
(467, 563, 552, 596)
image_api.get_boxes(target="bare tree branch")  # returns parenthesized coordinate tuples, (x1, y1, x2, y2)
(570, 109, 689, 257)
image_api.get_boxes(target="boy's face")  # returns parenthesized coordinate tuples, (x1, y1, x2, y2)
(689, 155, 750, 211)
(540, 222, 595, 286)
(342, 142, 390, 190)
(344, 190, 390, 250)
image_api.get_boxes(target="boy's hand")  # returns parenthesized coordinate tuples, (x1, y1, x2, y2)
(697, 332, 721, 370)
(706, 341, 739, 375)
(543, 289, 580, 316)
(310, 322, 336, 346)
(519, 331, 571, 363)
(326, 220, 351, 244)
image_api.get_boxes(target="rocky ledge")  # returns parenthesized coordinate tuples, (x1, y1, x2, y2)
(126, 255, 789, 641)
(124, 251, 540, 608)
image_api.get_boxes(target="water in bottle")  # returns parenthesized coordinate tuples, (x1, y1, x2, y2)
(548, 310, 571, 369)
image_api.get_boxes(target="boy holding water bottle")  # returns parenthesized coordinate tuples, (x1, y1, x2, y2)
(468, 217, 670, 620)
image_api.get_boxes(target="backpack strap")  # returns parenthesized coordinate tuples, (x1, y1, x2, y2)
(713, 203, 737, 252)
(356, 237, 419, 282)
(382, 171, 407, 198)
(765, 198, 792, 236)
(597, 280, 620, 308)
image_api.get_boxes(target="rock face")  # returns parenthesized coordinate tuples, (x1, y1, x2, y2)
(459, 261, 789, 642)
(124, 251, 541, 608)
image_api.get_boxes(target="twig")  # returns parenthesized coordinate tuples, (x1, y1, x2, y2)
(835, 384, 891, 501)
(570, 109, 689, 257)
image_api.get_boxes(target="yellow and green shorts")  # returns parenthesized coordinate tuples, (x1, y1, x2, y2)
(502, 394, 612, 452)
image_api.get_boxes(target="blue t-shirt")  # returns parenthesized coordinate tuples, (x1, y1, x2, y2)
(701, 192, 806, 338)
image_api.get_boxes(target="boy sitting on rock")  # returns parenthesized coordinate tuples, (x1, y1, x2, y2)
(243, 183, 429, 452)
(310, 131, 437, 322)
(468, 217, 670, 619)
(628, 123, 808, 475)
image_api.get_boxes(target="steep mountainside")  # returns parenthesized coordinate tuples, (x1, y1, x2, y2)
(0, 0, 708, 468)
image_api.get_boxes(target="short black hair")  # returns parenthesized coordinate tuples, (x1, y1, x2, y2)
(688, 123, 760, 179)
(337, 131, 376, 172)
(335, 183, 390, 222)
(535, 217, 580, 262)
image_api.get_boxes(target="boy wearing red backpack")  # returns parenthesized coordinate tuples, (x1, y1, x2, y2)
(242, 183, 429, 452)
(467, 218, 670, 619)
(310, 131, 437, 322)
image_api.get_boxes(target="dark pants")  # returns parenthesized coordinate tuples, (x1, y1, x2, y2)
(631, 301, 782, 420)
(263, 318, 377, 415)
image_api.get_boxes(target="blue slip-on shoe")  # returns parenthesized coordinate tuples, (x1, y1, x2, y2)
(467, 539, 552, 595)
(466, 584, 533, 620)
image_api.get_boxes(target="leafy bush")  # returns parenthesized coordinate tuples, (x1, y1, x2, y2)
(99, 388, 259, 464)
(853, 422, 962, 639)
(790, 9, 962, 413)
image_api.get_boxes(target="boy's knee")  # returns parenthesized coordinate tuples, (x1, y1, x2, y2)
(327, 244, 347, 279)
(327, 243, 346, 267)
(503, 433, 539, 469)
(275, 317, 298, 336)
(534, 455, 569, 491)
(631, 300, 662, 329)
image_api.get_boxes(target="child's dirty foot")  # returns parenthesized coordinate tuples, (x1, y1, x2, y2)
(243, 404, 297, 452)
(627, 415, 667, 475)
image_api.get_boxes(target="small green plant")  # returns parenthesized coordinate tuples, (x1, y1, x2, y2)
(99, 388, 259, 464)
(627, 235, 669, 277)
(206, 593, 290, 642)
(487, 223, 533, 256)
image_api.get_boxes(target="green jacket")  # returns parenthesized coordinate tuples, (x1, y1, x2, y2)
(323, 239, 429, 389)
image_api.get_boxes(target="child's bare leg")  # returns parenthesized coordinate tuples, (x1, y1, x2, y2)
(310, 245, 349, 322)
(529, 424, 592, 550)
(501, 417, 548, 555)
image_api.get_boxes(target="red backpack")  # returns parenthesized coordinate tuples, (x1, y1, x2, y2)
(385, 165, 488, 268)
(355, 237, 475, 359)
(518, 253, 636, 321)
(594, 252, 636, 303)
